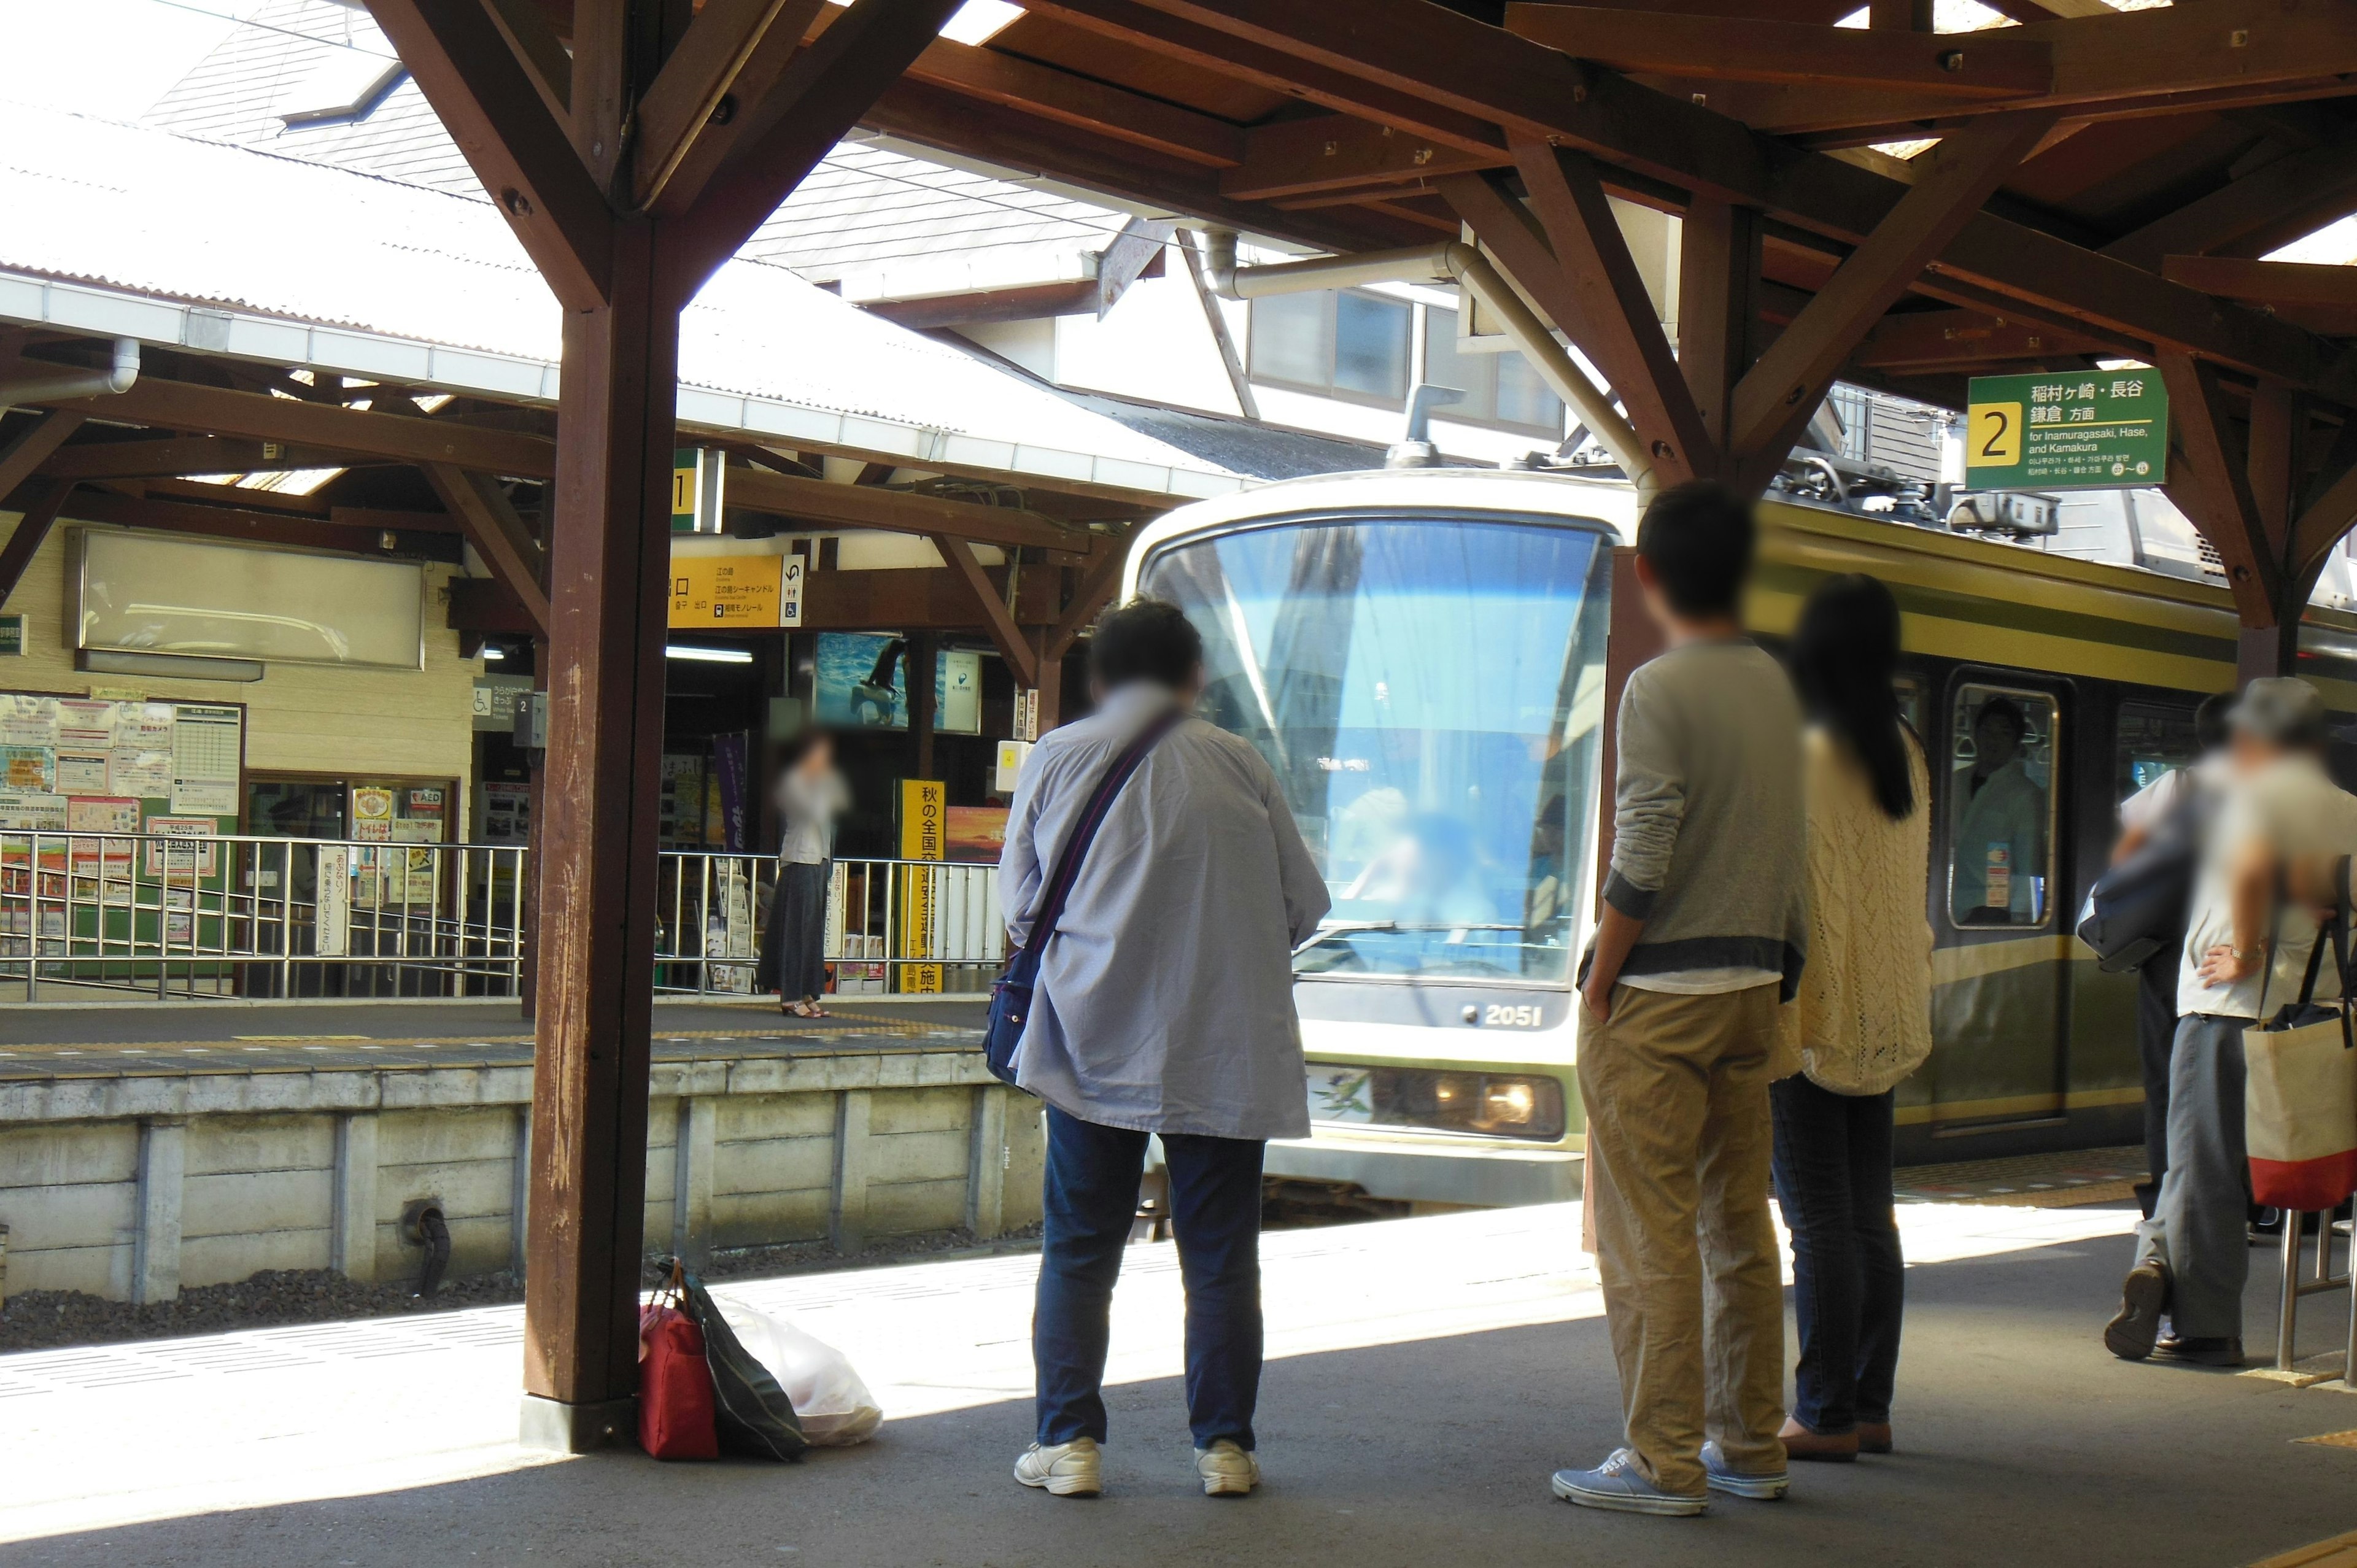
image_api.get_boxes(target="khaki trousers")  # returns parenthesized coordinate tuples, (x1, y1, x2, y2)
(1576, 981, 1787, 1496)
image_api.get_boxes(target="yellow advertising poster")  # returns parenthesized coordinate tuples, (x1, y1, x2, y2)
(668, 555, 786, 628)
(899, 779, 945, 993)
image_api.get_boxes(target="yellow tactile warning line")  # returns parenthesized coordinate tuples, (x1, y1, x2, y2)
(2251, 1528, 2357, 1568)
(2296, 1431, 2357, 1451)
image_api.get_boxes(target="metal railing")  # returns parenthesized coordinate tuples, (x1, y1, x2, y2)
(2, 835, 1005, 1003)
(1, 830, 527, 1001)
(654, 852, 1005, 997)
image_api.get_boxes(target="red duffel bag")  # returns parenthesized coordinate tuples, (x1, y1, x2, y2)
(639, 1265, 719, 1460)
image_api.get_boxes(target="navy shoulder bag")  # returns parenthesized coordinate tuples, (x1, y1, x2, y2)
(985, 708, 1182, 1087)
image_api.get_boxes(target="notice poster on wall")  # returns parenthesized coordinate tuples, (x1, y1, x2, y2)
(55, 753, 110, 794)
(170, 703, 242, 814)
(0, 791, 68, 830)
(0, 695, 57, 748)
(1, 746, 55, 792)
(315, 844, 350, 956)
(143, 816, 219, 878)
(481, 781, 530, 844)
(66, 796, 139, 833)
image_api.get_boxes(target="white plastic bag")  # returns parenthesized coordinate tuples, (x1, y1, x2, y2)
(711, 1293, 883, 1446)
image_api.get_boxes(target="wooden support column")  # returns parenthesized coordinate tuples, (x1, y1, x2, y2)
(518, 222, 681, 1453)
(908, 628, 938, 779)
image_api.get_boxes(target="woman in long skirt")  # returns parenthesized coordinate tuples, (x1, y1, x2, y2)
(759, 732, 848, 1019)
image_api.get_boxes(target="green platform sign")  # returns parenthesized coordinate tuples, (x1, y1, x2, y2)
(1965, 369, 2167, 491)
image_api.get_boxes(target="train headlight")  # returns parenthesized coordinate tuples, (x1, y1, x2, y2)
(1307, 1065, 1566, 1141)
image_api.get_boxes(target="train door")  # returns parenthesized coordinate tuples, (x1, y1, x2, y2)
(1929, 672, 2073, 1130)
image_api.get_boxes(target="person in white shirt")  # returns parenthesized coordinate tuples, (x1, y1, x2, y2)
(999, 598, 1328, 1502)
(2106, 678, 2357, 1366)
(2110, 693, 2231, 1216)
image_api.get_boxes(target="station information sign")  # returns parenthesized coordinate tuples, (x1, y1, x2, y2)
(1965, 370, 2167, 490)
(668, 554, 786, 627)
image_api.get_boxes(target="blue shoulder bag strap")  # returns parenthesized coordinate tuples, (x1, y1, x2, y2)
(984, 706, 1184, 1084)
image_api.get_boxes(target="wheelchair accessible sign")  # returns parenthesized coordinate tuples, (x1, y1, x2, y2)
(1966, 370, 2167, 490)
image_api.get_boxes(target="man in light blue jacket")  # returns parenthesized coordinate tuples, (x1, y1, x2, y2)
(998, 598, 1329, 1501)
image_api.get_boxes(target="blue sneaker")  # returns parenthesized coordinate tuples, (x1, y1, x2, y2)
(1701, 1440, 1789, 1500)
(1550, 1449, 1707, 1516)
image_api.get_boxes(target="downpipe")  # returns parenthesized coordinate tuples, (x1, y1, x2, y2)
(0, 336, 141, 414)
(1197, 232, 1658, 498)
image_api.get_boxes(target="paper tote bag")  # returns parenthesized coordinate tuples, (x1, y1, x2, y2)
(2243, 1012, 2357, 1210)
(2244, 865, 2357, 1213)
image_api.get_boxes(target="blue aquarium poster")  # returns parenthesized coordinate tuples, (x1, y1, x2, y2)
(813, 634, 982, 733)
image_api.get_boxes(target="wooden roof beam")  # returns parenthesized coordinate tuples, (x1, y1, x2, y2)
(633, 0, 830, 213)
(48, 376, 558, 478)
(0, 411, 88, 498)
(43, 485, 458, 561)
(1442, 155, 1717, 483)
(2163, 257, 2357, 337)
(859, 78, 1431, 256)
(931, 533, 1039, 687)
(0, 481, 71, 609)
(365, 0, 614, 311)
(1616, 0, 2357, 138)
(724, 465, 1082, 553)
(1853, 306, 2110, 371)
(1100, 0, 2328, 396)
(1016, 0, 1505, 156)
(2104, 131, 2357, 271)
(905, 36, 1247, 168)
(2159, 350, 2284, 625)
(41, 435, 354, 480)
(1502, 5, 2053, 98)
(1730, 110, 2058, 490)
(662, 0, 967, 295)
(425, 462, 552, 638)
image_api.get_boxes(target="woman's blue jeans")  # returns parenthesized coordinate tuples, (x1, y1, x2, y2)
(1770, 1076, 1905, 1435)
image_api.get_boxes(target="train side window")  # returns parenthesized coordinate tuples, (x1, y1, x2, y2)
(2115, 701, 2200, 808)
(1947, 684, 2059, 929)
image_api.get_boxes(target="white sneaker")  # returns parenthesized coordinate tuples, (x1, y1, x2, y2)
(1195, 1439, 1260, 1497)
(1015, 1438, 1102, 1497)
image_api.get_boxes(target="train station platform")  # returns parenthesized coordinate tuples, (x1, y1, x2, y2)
(2, 1191, 2353, 1567)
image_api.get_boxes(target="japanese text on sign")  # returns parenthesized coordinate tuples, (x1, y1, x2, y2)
(1965, 370, 2167, 492)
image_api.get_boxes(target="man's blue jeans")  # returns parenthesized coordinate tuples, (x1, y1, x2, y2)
(1034, 1106, 1266, 1450)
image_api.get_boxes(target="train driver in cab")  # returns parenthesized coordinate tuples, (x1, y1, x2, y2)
(1951, 696, 2048, 924)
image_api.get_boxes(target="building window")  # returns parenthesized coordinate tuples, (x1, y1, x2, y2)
(1422, 307, 1565, 434)
(1248, 289, 1412, 406)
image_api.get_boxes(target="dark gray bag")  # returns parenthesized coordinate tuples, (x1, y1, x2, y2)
(678, 1270, 807, 1461)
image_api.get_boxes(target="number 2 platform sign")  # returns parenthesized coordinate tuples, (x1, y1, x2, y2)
(1965, 371, 2167, 491)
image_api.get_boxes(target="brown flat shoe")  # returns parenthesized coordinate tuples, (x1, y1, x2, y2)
(1778, 1418, 1859, 1463)
(1857, 1422, 1893, 1455)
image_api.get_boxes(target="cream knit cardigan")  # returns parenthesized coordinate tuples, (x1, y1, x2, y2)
(1787, 724, 1935, 1096)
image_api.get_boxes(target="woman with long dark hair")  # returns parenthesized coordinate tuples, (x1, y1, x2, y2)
(759, 731, 848, 1019)
(1776, 573, 1932, 1462)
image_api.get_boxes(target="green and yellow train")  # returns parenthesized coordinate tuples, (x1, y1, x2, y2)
(1122, 465, 2357, 1208)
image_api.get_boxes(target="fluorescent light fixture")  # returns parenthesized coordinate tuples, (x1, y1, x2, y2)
(79, 649, 265, 682)
(481, 646, 506, 661)
(940, 0, 1024, 44)
(666, 644, 754, 665)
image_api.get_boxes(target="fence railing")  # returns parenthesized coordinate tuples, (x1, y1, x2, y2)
(3, 834, 1005, 1002)
(1, 830, 527, 1002)
(654, 852, 1005, 997)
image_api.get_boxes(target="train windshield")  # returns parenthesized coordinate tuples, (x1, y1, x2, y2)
(1139, 512, 1612, 986)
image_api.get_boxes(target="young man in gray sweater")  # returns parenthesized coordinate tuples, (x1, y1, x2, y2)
(1552, 481, 1808, 1518)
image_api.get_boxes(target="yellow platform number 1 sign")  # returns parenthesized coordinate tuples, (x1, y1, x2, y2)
(1965, 370, 2166, 492)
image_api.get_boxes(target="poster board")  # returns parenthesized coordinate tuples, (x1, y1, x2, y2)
(0, 690, 244, 961)
(0, 692, 243, 840)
